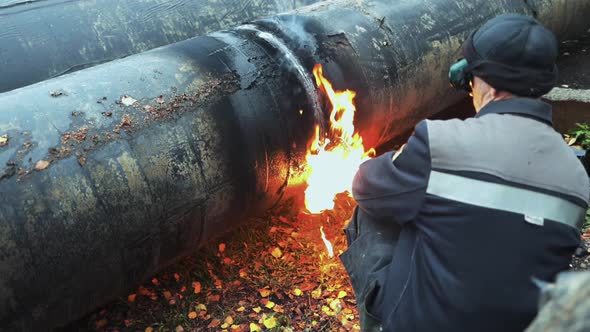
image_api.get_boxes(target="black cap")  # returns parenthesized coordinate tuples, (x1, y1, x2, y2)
(463, 14, 558, 97)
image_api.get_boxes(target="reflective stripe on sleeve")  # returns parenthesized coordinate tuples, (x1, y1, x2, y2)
(426, 170, 586, 230)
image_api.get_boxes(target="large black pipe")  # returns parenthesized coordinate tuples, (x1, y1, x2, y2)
(1, 0, 589, 330)
(0, 0, 319, 93)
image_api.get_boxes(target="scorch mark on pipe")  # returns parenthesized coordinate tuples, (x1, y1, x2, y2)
(236, 24, 324, 127)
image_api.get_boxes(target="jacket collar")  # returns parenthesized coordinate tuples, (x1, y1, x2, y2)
(475, 97, 553, 125)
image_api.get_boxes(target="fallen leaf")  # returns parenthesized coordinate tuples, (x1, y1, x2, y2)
(337, 291, 347, 299)
(127, 294, 137, 302)
(145, 327, 154, 332)
(175, 326, 184, 332)
(188, 311, 197, 319)
(219, 243, 226, 253)
(95, 318, 108, 329)
(293, 288, 302, 296)
(120, 95, 137, 106)
(221, 323, 229, 329)
(271, 247, 283, 258)
(249, 323, 261, 331)
(0, 134, 8, 147)
(138, 286, 151, 296)
(174, 273, 180, 281)
(215, 279, 223, 289)
(237, 306, 246, 312)
(225, 315, 234, 325)
(330, 299, 342, 312)
(50, 90, 66, 97)
(262, 316, 277, 329)
(151, 278, 159, 286)
(264, 300, 275, 309)
(196, 303, 207, 312)
(208, 319, 221, 328)
(35, 160, 50, 171)
(163, 291, 172, 300)
(568, 137, 577, 146)
(208, 294, 221, 302)
(124, 319, 133, 327)
(252, 306, 262, 313)
(239, 269, 248, 278)
(311, 287, 322, 299)
(258, 288, 271, 298)
(192, 281, 201, 294)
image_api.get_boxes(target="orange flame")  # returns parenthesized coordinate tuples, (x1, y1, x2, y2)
(304, 64, 375, 213)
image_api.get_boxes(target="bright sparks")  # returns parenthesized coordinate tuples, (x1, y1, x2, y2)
(304, 64, 375, 213)
(319, 226, 334, 258)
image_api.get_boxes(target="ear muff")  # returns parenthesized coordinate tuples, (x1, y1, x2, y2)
(448, 58, 473, 92)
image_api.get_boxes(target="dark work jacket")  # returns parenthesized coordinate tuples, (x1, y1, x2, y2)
(352, 98, 590, 332)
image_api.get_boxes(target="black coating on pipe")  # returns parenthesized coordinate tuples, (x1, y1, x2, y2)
(1, 0, 589, 330)
(0, 0, 320, 93)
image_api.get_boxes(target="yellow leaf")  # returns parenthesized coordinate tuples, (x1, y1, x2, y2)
(337, 291, 347, 299)
(265, 301, 275, 309)
(249, 323, 261, 331)
(259, 288, 271, 298)
(293, 288, 302, 296)
(196, 303, 207, 312)
(253, 306, 262, 313)
(221, 323, 228, 329)
(330, 299, 342, 313)
(237, 306, 246, 312)
(188, 312, 197, 319)
(311, 287, 322, 299)
(262, 316, 277, 329)
(271, 247, 282, 258)
(145, 328, 154, 332)
(0, 134, 8, 146)
(34, 160, 50, 171)
(225, 316, 234, 325)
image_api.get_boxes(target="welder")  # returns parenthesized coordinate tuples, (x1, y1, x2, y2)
(340, 14, 590, 332)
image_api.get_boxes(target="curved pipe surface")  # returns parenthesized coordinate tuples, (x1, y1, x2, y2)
(0, 0, 319, 92)
(1, 0, 589, 330)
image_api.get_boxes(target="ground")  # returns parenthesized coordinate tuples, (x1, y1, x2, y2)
(64, 194, 361, 332)
(64, 192, 590, 332)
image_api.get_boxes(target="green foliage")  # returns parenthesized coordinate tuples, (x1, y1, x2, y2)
(585, 209, 590, 232)
(567, 123, 590, 149)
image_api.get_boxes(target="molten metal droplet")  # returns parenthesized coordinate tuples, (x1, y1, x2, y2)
(320, 226, 334, 258)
